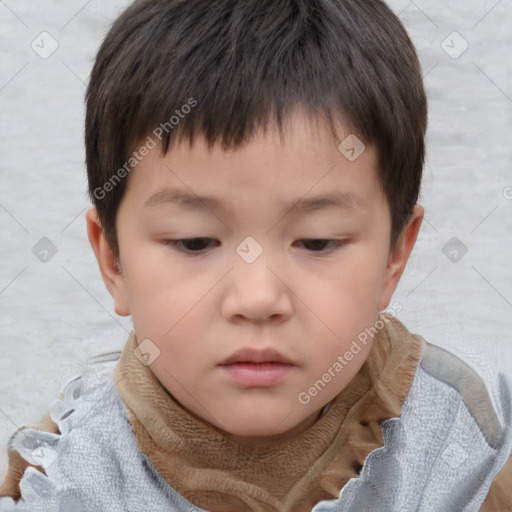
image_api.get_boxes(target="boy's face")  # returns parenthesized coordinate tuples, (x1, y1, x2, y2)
(87, 110, 422, 446)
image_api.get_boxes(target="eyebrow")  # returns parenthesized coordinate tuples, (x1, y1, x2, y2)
(144, 188, 366, 214)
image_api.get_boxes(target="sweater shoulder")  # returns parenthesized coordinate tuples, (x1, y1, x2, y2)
(418, 341, 508, 449)
(0, 352, 200, 512)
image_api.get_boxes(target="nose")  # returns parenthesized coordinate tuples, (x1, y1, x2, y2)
(221, 251, 293, 324)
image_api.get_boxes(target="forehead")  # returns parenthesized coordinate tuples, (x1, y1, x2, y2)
(122, 110, 381, 215)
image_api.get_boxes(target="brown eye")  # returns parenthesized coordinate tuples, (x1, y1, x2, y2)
(163, 238, 217, 253)
(295, 239, 346, 253)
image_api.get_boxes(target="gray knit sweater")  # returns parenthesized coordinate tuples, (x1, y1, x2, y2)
(0, 342, 511, 512)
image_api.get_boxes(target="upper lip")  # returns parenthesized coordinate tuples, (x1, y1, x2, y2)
(219, 347, 294, 365)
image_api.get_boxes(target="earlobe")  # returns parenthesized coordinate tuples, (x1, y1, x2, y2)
(378, 205, 424, 311)
(85, 208, 130, 316)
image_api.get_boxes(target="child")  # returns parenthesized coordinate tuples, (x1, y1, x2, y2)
(1, 0, 511, 510)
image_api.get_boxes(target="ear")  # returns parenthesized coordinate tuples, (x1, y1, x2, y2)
(378, 205, 424, 311)
(86, 208, 130, 316)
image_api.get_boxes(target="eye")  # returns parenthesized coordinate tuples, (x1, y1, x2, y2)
(163, 238, 217, 253)
(295, 239, 346, 253)
(163, 238, 346, 255)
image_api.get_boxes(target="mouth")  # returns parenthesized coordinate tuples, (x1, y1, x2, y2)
(219, 347, 294, 366)
(218, 347, 295, 387)
(218, 362, 294, 387)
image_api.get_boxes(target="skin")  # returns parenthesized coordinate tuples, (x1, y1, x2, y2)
(86, 110, 423, 447)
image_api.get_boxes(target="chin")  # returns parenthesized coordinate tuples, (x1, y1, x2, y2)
(213, 410, 308, 444)
(220, 425, 292, 446)
(216, 416, 279, 435)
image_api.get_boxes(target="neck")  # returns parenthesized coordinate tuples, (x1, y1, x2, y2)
(213, 401, 331, 447)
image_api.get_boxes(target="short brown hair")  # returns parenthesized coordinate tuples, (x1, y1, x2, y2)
(85, 0, 427, 257)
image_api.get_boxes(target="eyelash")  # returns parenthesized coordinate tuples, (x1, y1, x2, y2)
(162, 238, 346, 254)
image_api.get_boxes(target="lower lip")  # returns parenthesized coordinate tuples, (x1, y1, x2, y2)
(219, 363, 294, 387)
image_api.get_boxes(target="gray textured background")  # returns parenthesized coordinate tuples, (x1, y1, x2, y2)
(1, 0, 511, 480)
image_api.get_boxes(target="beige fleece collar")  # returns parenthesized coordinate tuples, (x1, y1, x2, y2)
(114, 315, 425, 512)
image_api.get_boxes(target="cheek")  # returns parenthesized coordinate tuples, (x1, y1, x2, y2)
(327, 247, 388, 303)
(308, 250, 389, 345)
(121, 251, 215, 346)
(119, 247, 173, 330)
